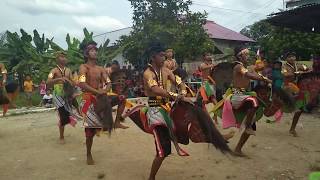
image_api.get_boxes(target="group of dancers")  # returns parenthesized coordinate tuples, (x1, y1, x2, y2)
(1, 40, 318, 180)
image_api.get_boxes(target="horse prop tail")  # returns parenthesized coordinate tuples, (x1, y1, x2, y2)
(184, 102, 231, 154)
(95, 95, 114, 133)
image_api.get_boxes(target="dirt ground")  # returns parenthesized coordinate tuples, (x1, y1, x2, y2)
(0, 111, 319, 180)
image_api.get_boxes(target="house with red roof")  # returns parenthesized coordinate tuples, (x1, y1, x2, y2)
(204, 20, 254, 55)
(94, 20, 254, 69)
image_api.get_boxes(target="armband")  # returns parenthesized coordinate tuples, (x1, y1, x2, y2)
(106, 77, 111, 83)
(175, 75, 182, 86)
(79, 75, 86, 83)
(181, 90, 187, 95)
(240, 67, 248, 74)
(147, 79, 158, 88)
(48, 72, 54, 79)
(168, 92, 178, 98)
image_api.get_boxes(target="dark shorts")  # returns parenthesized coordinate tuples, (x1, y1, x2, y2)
(44, 99, 52, 104)
(57, 106, 70, 127)
(154, 126, 171, 157)
(85, 128, 100, 138)
(5, 82, 19, 93)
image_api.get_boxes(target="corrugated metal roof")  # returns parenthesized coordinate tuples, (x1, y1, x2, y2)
(204, 20, 255, 42)
(267, 3, 320, 32)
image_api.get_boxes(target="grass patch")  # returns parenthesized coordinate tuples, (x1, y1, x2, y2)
(15, 92, 42, 107)
(0, 92, 42, 110)
(309, 162, 320, 172)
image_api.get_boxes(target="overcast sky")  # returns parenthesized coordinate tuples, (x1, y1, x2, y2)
(0, 0, 284, 48)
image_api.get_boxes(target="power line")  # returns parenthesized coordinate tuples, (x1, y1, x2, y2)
(229, 0, 279, 30)
(93, 27, 132, 38)
(193, 3, 265, 15)
(204, 0, 279, 41)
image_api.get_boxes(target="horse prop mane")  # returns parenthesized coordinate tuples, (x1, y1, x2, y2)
(110, 69, 130, 95)
(95, 94, 114, 133)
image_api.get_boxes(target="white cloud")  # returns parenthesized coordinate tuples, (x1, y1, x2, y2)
(72, 16, 126, 32)
(206, 0, 225, 7)
(193, 0, 225, 7)
(7, 0, 95, 15)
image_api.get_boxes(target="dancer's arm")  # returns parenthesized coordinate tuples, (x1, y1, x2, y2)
(199, 63, 214, 71)
(0, 63, 7, 84)
(166, 68, 187, 96)
(235, 64, 271, 83)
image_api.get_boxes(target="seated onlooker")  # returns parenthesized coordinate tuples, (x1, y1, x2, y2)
(42, 90, 53, 108)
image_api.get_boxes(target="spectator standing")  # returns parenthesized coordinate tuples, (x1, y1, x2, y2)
(23, 75, 34, 107)
(39, 80, 47, 97)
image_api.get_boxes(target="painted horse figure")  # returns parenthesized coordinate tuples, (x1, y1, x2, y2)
(109, 69, 131, 129)
(210, 62, 294, 156)
(123, 100, 231, 155)
(287, 72, 320, 136)
(63, 81, 114, 133)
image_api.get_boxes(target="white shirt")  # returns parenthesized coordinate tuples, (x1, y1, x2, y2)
(43, 94, 53, 100)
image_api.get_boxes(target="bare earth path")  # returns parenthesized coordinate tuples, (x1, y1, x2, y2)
(0, 111, 319, 180)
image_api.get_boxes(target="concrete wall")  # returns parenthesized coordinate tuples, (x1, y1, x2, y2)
(214, 39, 247, 54)
(109, 52, 132, 68)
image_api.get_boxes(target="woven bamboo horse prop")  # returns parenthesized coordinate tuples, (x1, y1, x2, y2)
(208, 62, 294, 127)
(288, 71, 320, 137)
(123, 100, 231, 154)
(63, 81, 114, 133)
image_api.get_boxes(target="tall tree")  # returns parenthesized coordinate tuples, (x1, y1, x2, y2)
(240, 21, 320, 61)
(0, 27, 114, 85)
(118, 0, 214, 68)
(0, 29, 55, 87)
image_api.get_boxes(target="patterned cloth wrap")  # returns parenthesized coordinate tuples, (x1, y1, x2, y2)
(0, 74, 8, 105)
(53, 84, 76, 127)
(213, 88, 266, 129)
(198, 77, 216, 103)
(124, 97, 189, 157)
(143, 105, 175, 134)
(77, 92, 103, 128)
(287, 74, 320, 112)
(283, 82, 305, 110)
(0, 85, 9, 105)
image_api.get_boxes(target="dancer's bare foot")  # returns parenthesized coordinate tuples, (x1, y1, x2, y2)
(223, 130, 235, 140)
(245, 128, 256, 136)
(87, 155, 95, 165)
(214, 118, 219, 125)
(177, 148, 189, 156)
(289, 130, 298, 137)
(232, 150, 247, 157)
(59, 138, 65, 144)
(114, 123, 129, 129)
